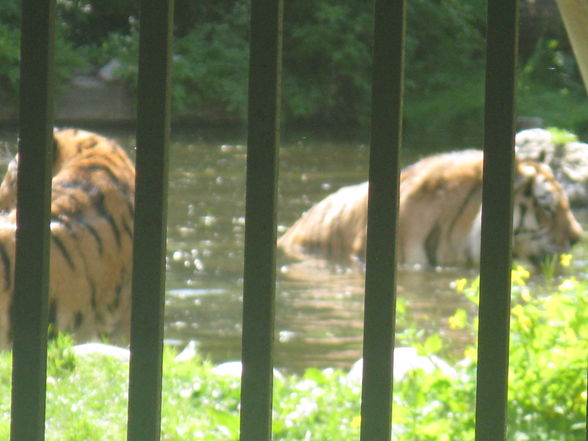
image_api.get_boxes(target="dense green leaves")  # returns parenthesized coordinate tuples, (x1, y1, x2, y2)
(0, 0, 586, 137)
(0, 0, 85, 104)
(282, 1, 373, 125)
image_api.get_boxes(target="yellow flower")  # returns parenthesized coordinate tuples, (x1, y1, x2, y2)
(512, 304, 524, 318)
(559, 253, 572, 268)
(464, 346, 477, 362)
(454, 278, 468, 294)
(521, 288, 531, 303)
(512, 304, 532, 329)
(448, 309, 468, 330)
(511, 265, 530, 287)
(351, 415, 362, 428)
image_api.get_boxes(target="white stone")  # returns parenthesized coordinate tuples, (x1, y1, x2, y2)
(72, 342, 130, 362)
(98, 59, 124, 82)
(347, 347, 455, 383)
(211, 361, 284, 381)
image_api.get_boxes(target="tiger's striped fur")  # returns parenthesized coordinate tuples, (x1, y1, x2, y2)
(0, 128, 135, 347)
(278, 150, 583, 267)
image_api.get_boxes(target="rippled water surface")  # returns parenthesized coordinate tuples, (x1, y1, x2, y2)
(1, 128, 586, 372)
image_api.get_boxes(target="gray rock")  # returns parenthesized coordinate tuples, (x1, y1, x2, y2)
(516, 128, 588, 207)
(55, 74, 134, 124)
(98, 59, 124, 83)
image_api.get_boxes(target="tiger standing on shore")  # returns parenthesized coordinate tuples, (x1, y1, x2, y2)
(278, 149, 583, 268)
(0, 128, 135, 347)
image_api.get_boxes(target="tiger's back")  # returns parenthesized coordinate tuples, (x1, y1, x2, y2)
(0, 128, 135, 347)
(278, 149, 583, 268)
(397, 150, 485, 266)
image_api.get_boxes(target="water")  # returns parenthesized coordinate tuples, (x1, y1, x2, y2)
(161, 130, 479, 372)
(0, 128, 585, 373)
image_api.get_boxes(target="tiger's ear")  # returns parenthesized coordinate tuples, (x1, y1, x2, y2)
(514, 162, 537, 195)
(515, 161, 558, 208)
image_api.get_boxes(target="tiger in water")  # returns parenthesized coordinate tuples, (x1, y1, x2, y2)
(0, 128, 135, 347)
(278, 149, 583, 268)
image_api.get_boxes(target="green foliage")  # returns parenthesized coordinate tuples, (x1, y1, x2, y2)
(46, 333, 77, 376)
(546, 126, 579, 146)
(0, 0, 23, 101)
(171, 1, 250, 119)
(0, 262, 584, 440)
(0, 23, 20, 101)
(57, 0, 138, 48)
(282, 1, 373, 125)
(518, 38, 588, 135)
(0, 0, 86, 105)
(508, 291, 586, 440)
(454, 263, 587, 441)
(54, 0, 251, 121)
(1, 0, 587, 135)
(403, 0, 487, 137)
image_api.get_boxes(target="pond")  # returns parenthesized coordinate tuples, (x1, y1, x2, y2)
(0, 127, 585, 373)
(160, 129, 483, 373)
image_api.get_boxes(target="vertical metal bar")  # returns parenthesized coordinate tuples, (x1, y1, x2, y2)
(126, 0, 173, 440)
(360, 0, 405, 440)
(475, 0, 518, 438)
(10, 0, 55, 440)
(239, 0, 283, 439)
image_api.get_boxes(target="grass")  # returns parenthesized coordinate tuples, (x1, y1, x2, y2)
(0, 262, 585, 440)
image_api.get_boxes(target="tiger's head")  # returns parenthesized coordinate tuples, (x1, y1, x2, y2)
(512, 160, 583, 267)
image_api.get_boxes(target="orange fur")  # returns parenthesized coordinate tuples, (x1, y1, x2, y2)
(0, 128, 135, 347)
(278, 150, 583, 267)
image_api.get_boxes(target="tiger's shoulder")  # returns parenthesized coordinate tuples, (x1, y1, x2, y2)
(398, 149, 582, 266)
(0, 128, 136, 347)
(52, 128, 135, 180)
(0, 128, 135, 213)
(279, 148, 582, 268)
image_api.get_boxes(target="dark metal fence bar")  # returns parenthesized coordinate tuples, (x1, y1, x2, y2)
(360, 0, 406, 439)
(10, 0, 56, 440)
(475, 0, 519, 438)
(126, 0, 174, 440)
(239, 0, 283, 439)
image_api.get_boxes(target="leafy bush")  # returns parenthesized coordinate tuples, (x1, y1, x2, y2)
(282, 1, 374, 125)
(57, 0, 138, 48)
(0, 0, 24, 102)
(2, 0, 587, 136)
(0, 0, 86, 105)
(518, 38, 588, 134)
(0, 24, 20, 101)
(453, 262, 587, 441)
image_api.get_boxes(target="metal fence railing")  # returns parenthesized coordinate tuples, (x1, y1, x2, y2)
(11, 0, 55, 439)
(10, 0, 585, 441)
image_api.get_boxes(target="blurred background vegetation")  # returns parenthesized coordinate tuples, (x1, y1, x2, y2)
(1, 0, 587, 141)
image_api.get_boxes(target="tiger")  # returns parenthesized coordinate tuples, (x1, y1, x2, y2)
(0, 128, 135, 347)
(278, 149, 583, 268)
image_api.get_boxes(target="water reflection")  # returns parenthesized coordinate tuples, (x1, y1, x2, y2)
(162, 131, 483, 372)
